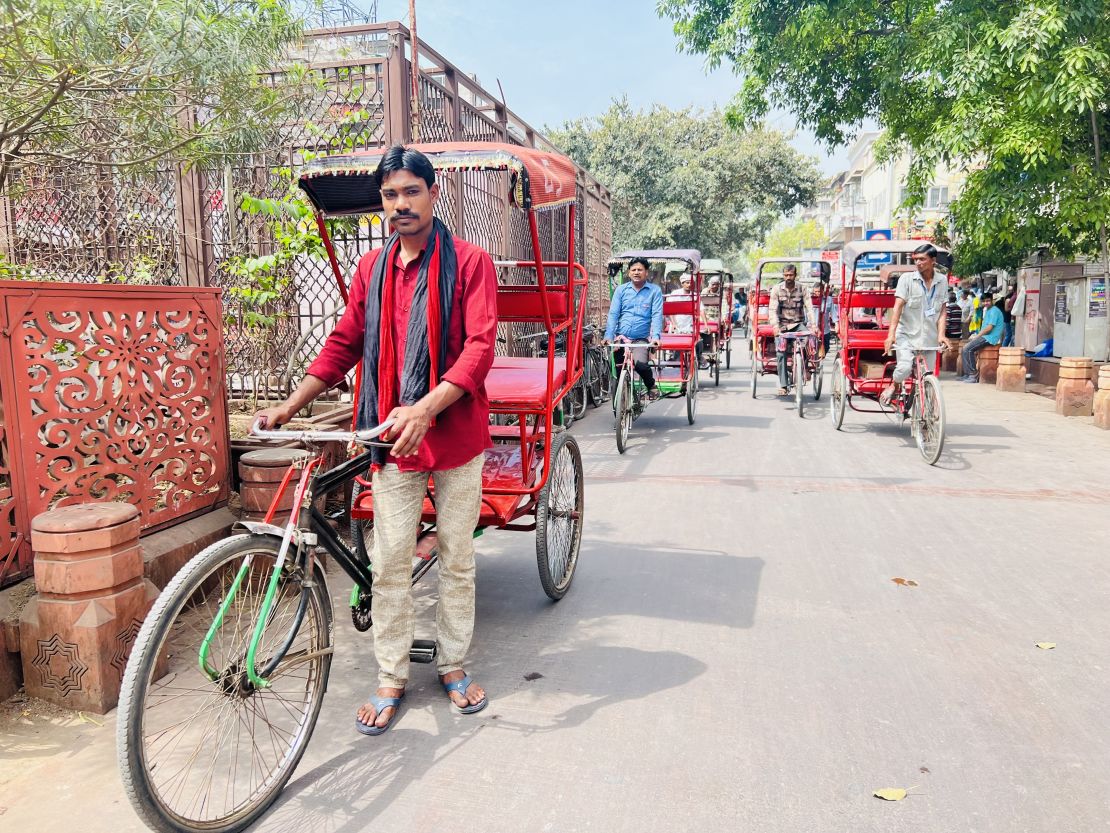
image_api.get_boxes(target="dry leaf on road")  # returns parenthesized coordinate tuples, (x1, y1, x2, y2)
(1035, 642, 1056, 650)
(873, 788, 908, 801)
(891, 577, 919, 587)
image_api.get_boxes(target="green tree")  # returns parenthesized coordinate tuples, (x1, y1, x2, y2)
(0, 0, 306, 190)
(658, 0, 1110, 272)
(741, 218, 827, 276)
(548, 98, 820, 256)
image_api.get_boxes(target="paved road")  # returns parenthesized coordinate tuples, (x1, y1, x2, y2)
(4, 345, 1110, 832)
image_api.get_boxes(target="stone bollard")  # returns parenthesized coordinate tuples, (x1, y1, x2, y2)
(238, 448, 311, 523)
(977, 344, 1001, 384)
(956, 338, 970, 377)
(942, 339, 959, 373)
(1056, 357, 1095, 416)
(1093, 366, 1110, 428)
(996, 346, 1026, 392)
(19, 503, 160, 713)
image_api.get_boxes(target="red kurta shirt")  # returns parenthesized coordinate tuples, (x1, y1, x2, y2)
(307, 236, 498, 472)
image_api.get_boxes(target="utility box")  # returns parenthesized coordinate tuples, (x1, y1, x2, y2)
(1048, 265, 1109, 361)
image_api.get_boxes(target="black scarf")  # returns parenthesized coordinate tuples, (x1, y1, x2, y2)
(357, 217, 457, 464)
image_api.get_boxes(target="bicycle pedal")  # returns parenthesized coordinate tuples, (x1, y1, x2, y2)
(409, 640, 438, 664)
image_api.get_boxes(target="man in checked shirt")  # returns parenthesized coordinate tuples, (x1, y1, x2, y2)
(768, 264, 815, 395)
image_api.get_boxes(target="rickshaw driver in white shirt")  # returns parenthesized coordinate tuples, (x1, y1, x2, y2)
(880, 243, 948, 406)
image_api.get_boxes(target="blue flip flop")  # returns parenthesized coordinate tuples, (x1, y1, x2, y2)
(355, 693, 404, 736)
(442, 674, 487, 715)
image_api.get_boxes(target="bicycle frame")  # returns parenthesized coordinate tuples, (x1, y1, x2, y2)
(200, 425, 391, 689)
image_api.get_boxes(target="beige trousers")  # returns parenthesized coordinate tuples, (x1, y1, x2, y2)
(369, 452, 484, 688)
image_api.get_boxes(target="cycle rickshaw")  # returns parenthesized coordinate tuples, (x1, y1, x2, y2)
(118, 141, 588, 833)
(828, 239, 951, 464)
(749, 257, 831, 415)
(605, 250, 700, 453)
(698, 257, 734, 385)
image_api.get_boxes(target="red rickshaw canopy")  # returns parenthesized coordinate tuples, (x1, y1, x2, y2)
(298, 141, 579, 216)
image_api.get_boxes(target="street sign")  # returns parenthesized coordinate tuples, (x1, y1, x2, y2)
(861, 228, 893, 265)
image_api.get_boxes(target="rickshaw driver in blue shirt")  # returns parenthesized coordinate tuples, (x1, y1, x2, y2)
(603, 257, 664, 400)
(880, 243, 948, 406)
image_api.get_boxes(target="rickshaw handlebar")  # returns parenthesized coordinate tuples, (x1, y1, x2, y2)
(250, 419, 396, 446)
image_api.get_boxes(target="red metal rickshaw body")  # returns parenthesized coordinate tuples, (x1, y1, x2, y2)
(835, 240, 952, 408)
(750, 257, 831, 386)
(298, 141, 588, 534)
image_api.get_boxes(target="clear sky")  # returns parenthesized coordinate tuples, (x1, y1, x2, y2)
(374, 0, 849, 175)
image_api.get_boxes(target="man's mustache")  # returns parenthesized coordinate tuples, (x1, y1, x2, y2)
(391, 211, 418, 221)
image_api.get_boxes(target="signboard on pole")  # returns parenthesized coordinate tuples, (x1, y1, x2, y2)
(861, 228, 893, 265)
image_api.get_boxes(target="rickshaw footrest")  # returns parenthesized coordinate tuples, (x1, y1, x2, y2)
(410, 640, 438, 664)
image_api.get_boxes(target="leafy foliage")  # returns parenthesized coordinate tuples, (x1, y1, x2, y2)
(0, 0, 307, 190)
(548, 98, 820, 256)
(740, 219, 827, 278)
(658, 0, 1110, 271)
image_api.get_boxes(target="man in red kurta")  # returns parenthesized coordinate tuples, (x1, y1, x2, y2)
(256, 146, 497, 735)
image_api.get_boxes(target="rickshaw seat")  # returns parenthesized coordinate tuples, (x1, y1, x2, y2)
(704, 321, 720, 333)
(756, 324, 775, 338)
(497, 287, 570, 323)
(660, 334, 697, 350)
(486, 357, 567, 409)
(844, 328, 890, 349)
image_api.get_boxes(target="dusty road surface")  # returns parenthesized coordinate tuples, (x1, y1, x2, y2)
(3, 344, 1109, 833)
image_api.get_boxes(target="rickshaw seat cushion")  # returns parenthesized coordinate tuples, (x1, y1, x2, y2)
(704, 321, 720, 333)
(486, 357, 567, 409)
(845, 328, 890, 349)
(756, 324, 775, 338)
(497, 287, 570, 323)
(659, 334, 697, 350)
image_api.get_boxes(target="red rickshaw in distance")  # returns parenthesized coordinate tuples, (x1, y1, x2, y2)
(749, 257, 831, 414)
(298, 141, 587, 601)
(605, 250, 701, 452)
(699, 257, 734, 385)
(828, 239, 952, 464)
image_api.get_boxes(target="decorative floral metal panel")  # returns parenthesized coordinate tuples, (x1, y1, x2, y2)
(0, 281, 230, 587)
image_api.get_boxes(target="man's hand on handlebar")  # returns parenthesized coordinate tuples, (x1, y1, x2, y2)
(384, 403, 433, 458)
(650, 338, 661, 349)
(253, 404, 293, 430)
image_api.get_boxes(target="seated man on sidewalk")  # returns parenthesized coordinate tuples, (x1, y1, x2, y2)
(960, 291, 1003, 382)
(605, 256, 664, 399)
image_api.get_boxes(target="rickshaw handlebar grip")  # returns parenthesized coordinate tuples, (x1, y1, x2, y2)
(250, 419, 396, 445)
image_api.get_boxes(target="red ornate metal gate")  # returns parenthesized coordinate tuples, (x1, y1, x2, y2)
(0, 281, 230, 587)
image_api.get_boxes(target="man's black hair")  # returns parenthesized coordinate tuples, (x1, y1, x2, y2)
(628, 257, 651, 271)
(913, 243, 938, 259)
(982, 291, 994, 301)
(375, 145, 435, 189)
(948, 291, 957, 301)
(783, 264, 798, 274)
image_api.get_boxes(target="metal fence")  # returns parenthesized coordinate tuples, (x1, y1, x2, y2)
(0, 21, 612, 401)
(0, 281, 231, 587)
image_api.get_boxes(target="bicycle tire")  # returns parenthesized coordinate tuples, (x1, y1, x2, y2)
(585, 349, 604, 406)
(570, 375, 588, 421)
(615, 368, 633, 454)
(794, 343, 805, 417)
(830, 358, 847, 430)
(813, 359, 824, 400)
(118, 534, 333, 833)
(686, 364, 698, 424)
(535, 432, 584, 600)
(917, 373, 946, 465)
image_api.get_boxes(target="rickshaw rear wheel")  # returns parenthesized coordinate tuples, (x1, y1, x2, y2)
(830, 358, 847, 430)
(750, 354, 758, 398)
(536, 432, 584, 600)
(614, 368, 633, 454)
(686, 365, 698, 424)
(725, 338, 732, 369)
(812, 359, 824, 400)
(713, 352, 720, 386)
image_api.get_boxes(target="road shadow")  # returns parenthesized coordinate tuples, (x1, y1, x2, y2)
(258, 641, 707, 833)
